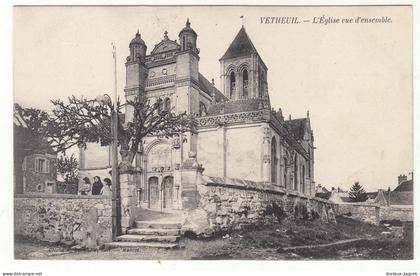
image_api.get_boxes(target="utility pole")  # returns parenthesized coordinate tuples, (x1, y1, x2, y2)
(111, 43, 120, 239)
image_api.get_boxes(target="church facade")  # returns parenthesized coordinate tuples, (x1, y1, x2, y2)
(79, 19, 315, 212)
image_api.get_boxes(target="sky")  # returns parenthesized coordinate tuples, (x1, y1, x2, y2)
(13, 6, 412, 191)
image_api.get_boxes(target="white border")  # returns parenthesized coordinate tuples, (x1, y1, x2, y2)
(1, 1, 418, 275)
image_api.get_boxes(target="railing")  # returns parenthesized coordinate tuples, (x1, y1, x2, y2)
(145, 75, 176, 87)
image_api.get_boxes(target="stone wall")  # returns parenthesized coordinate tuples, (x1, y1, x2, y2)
(379, 206, 413, 222)
(335, 203, 413, 225)
(335, 203, 380, 224)
(14, 194, 112, 249)
(183, 175, 336, 236)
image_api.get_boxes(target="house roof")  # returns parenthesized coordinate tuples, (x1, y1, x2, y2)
(315, 192, 331, 200)
(285, 118, 309, 140)
(373, 189, 413, 206)
(221, 26, 260, 61)
(394, 179, 413, 192)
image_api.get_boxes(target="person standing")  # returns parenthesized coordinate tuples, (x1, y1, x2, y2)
(101, 178, 112, 196)
(79, 177, 91, 195)
(91, 176, 103, 195)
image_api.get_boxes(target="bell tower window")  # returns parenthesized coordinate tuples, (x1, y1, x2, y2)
(242, 70, 248, 99)
(229, 72, 236, 99)
(271, 137, 277, 183)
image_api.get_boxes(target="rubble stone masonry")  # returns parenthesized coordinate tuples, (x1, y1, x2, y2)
(14, 194, 112, 249)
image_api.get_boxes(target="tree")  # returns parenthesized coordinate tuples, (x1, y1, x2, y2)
(348, 181, 368, 202)
(47, 95, 194, 166)
(57, 154, 79, 184)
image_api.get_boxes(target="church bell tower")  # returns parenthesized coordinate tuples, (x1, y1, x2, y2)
(124, 30, 148, 122)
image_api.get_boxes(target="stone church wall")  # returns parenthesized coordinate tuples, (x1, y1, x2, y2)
(183, 175, 336, 236)
(14, 194, 112, 249)
(197, 124, 264, 181)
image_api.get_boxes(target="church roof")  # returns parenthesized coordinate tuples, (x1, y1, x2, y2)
(198, 73, 228, 103)
(130, 31, 146, 46)
(206, 98, 268, 116)
(394, 179, 413, 192)
(285, 118, 309, 140)
(220, 26, 260, 60)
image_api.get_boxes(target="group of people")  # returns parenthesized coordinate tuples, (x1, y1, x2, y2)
(78, 176, 112, 196)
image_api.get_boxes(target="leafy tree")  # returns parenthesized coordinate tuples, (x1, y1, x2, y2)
(15, 95, 194, 169)
(348, 181, 368, 202)
(47, 95, 194, 166)
(57, 154, 79, 184)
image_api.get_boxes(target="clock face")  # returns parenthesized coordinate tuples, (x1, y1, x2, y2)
(150, 71, 156, 77)
(162, 68, 168, 75)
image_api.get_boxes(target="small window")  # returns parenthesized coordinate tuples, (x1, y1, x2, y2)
(35, 158, 49, 173)
(199, 102, 207, 116)
(36, 184, 43, 192)
(164, 98, 171, 112)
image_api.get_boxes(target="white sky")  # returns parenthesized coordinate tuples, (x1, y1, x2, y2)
(13, 6, 412, 192)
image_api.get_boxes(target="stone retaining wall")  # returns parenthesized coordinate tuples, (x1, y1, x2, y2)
(14, 194, 112, 249)
(335, 203, 413, 225)
(183, 176, 337, 236)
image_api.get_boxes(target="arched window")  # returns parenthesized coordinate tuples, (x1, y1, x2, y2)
(283, 157, 288, 188)
(271, 137, 277, 183)
(258, 70, 265, 98)
(308, 151, 312, 179)
(199, 102, 207, 116)
(229, 72, 236, 99)
(302, 165, 305, 193)
(164, 97, 171, 112)
(242, 69, 248, 99)
(294, 155, 298, 190)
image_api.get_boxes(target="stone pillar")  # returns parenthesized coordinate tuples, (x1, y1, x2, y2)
(181, 152, 204, 210)
(119, 165, 138, 234)
(261, 126, 271, 182)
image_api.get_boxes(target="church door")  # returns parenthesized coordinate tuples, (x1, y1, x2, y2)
(163, 176, 174, 209)
(148, 177, 159, 209)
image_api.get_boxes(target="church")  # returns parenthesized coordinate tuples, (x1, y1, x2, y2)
(79, 19, 315, 212)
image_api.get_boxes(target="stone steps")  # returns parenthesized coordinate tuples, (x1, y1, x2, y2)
(127, 228, 180, 236)
(104, 218, 183, 250)
(135, 221, 182, 229)
(116, 234, 179, 243)
(103, 241, 179, 250)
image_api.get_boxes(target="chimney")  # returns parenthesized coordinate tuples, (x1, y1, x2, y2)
(398, 174, 407, 185)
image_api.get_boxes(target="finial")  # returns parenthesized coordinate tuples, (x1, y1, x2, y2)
(186, 18, 190, 27)
(164, 30, 168, 40)
(136, 29, 140, 36)
(211, 78, 215, 85)
(307, 110, 310, 117)
(289, 114, 292, 121)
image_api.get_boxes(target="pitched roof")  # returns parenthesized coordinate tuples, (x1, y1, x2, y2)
(221, 26, 259, 60)
(285, 118, 308, 140)
(394, 179, 413, 192)
(206, 97, 268, 116)
(198, 73, 228, 103)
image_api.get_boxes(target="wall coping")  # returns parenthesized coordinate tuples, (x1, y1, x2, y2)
(14, 193, 112, 200)
(201, 175, 335, 205)
(336, 202, 381, 208)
